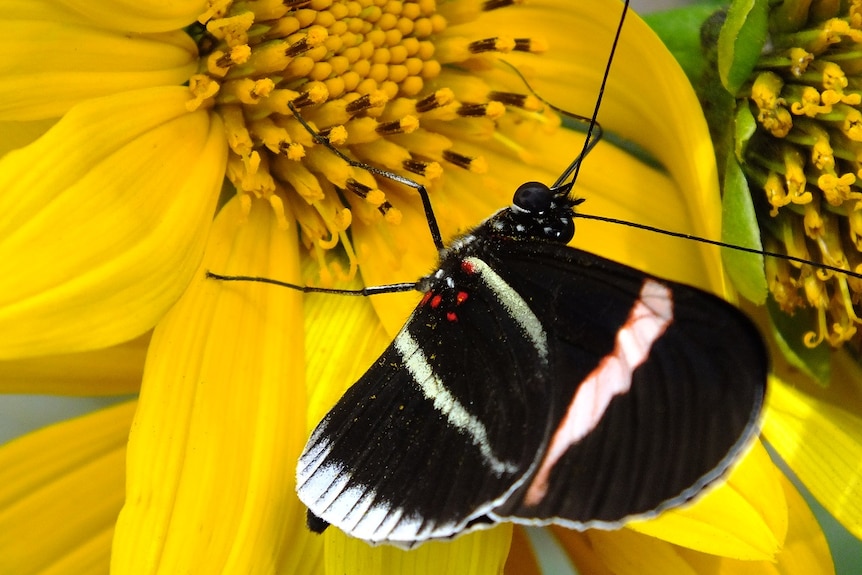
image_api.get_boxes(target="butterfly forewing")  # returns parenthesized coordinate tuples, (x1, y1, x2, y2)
(296, 247, 556, 545)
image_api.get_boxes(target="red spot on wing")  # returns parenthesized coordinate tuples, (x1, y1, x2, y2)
(430, 294, 443, 308)
(420, 292, 432, 306)
(446, 311, 458, 322)
(456, 291, 469, 304)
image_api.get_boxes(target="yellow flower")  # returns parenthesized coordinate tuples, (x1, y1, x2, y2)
(700, 0, 862, 563)
(0, 0, 834, 573)
(729, 0, 862, 348)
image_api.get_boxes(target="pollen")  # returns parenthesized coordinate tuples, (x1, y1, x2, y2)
(735, 6, 862, 347)
(188, 0, 555, 286)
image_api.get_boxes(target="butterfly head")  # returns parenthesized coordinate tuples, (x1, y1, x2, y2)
(502, 181, 585, 244)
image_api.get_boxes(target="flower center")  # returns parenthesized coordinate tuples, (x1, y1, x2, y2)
(185, 0, 549, 284)
(739, 4, 862, 346)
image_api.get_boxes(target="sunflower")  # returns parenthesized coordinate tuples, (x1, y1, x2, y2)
(0, 0, 838, 573)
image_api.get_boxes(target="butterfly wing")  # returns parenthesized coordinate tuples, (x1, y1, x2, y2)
(483, 240, 767, 527)
(296, 255, 556, 546)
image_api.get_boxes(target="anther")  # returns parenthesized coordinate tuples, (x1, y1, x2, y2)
(457, 102, 505, 119)
(487, 91, 541, 111)
(415, 89, 455, 113)
(402, 159, 442, 178)
(376, 116, 420, 135)
(345, 91, 389, 114)
(482, 0, 524, 10)
(443, 150, 487, 172)
(468, 37, 516, 54)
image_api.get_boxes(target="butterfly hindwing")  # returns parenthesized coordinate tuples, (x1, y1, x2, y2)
(482, 240, 767, 527)
(296, 250, 557, 545)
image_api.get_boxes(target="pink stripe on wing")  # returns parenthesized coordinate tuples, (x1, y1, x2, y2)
(524, 279, 673, 506)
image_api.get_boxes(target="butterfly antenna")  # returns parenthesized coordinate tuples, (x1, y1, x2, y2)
(497, 61, 604, 185)
(552, 0, 630, 190)
(574, 211, 862, 281)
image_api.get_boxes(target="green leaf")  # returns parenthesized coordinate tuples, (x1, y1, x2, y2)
(766, 296, 831, 385)
(722, 155, 768, 304)
(718, 0, 770, 94)
(643, 3, 724, 84)
(734, 98, 758, 163)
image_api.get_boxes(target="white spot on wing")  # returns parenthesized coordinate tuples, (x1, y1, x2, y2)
(394, 329, 518, 475)
(463, 256, 548, 362)
(524, 279, 673, 505)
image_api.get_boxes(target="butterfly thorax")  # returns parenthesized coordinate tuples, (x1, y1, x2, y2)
(414, 181, 581, 317)
(495, 181, 581, 244)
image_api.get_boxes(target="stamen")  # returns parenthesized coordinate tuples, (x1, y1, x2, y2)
(488, 91, 543, 111)
(345, 179, 380, 203)
(375, 116, 420, 135)
(457, 102, 506, 119)
(269, 194, 291, 230)
(468, 37, 517, 54)
(513, 38, 544, 52)
(286, 25, 329, 57)
(443, 150, 488, 173)
(291, 83, 329, 108)
(403, 159, 443, 179)
(345, 91, 389, 114)
(482, 0, 525, 10)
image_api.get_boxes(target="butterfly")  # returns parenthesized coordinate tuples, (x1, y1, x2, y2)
(293, 176, 767, 546)
(210, 0, 768, 549)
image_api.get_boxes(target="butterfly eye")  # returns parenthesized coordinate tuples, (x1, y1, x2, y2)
(513, 182, 554, 213)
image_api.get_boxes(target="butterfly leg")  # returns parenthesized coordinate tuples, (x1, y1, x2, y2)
(287, 101, 445, 252)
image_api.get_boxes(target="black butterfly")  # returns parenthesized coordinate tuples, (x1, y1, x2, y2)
(294, 177, 767, 546)
(208, 0, 768, 549)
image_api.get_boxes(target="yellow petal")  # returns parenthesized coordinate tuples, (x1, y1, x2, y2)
(112, 195, 314, 574)
(0, 401, 134, 575)
(0, 333, 147, 395)
(628, 441, 785, 560)
(304, 288, 390, 428)
(674, 472, 834, 574)
(587, 528, 699, 575)
(54, 0, 205, 34)
(0, 87, 227, 359)
(325, 524, 512, 575)
(763, 375, 862, 541)
(504, 527, 542, 575)
(552, 528, 618, 574)
(0, 6, 198, 121)
(0, 119, 55, 155)
(771, 471, 835, 575)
